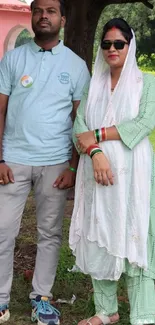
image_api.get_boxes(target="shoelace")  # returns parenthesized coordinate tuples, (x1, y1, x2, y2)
(0, 305, 8, 312)
(36, 300, 60, 317)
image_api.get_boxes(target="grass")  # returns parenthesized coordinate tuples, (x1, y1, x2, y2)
(6, 130, 155, 325)
(10, 207, 129, 325)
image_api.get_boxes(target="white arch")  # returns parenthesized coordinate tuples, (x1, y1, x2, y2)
(4, 25, 33, 53)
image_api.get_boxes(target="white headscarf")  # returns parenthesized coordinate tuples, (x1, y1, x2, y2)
(86, 32, 143, 128)
(70, 32, 152, 280)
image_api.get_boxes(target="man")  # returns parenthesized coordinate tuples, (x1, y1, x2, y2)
(0, 0, 90, 324)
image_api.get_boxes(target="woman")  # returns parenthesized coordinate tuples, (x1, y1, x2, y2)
(69, 18, 155, 325)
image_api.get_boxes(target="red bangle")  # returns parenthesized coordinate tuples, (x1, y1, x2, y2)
(86, 144, 100, 156)
(101, 128, 106, 141)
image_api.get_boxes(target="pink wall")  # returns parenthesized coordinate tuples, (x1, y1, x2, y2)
(0, 9, 33, 59)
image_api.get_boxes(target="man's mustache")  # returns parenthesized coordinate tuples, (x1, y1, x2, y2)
(37, 19, 51, 26)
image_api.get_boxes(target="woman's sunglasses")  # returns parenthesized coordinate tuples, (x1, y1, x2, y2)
(101, 40, 128, 50)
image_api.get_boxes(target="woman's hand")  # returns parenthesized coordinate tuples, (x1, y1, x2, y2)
(76, 131, 96, 153)
(92, 152, 114, 186)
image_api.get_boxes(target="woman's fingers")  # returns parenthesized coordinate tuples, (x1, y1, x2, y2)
(77, 140, 87, 153)
(107, 169, 114, 185)
(94, 170, 114, 186)
(97, 171, 103, 184)
(94, 171, 98, 183)
(92, 152, 114, 186)
(95, 171, 108, 185)
(102, 171, 109, 186)
(76, 131, 96, 149)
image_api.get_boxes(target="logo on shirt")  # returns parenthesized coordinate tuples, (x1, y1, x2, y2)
(21, 75, 33, 88)
(58, 72, 70, 84)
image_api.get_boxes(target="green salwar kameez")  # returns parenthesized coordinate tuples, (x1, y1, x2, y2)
(72, 73, 155, 324)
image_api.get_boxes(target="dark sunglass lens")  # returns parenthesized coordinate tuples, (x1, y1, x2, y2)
(114, 41, 126, 50)
(101, 41, 112, 50)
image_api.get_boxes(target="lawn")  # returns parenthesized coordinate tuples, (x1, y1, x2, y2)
(8, 129, 155, 325)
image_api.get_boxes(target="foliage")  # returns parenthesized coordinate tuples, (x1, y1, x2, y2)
(94, 0, 155, 63)
(15, 29, 32, 48)
(138, 54, 155, 71)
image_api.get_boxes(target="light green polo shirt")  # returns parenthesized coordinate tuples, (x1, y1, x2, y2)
(0, 40, 90, 166)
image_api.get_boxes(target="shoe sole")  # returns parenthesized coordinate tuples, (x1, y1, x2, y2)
(37, 320, 60, 325)
(0, 310, 10, 324)
(31, 313, 60, 325)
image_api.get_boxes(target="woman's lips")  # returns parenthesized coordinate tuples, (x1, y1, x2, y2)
(108, 55, 119, 59)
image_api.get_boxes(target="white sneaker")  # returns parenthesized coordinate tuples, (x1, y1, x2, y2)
(0, 305, 10, 324)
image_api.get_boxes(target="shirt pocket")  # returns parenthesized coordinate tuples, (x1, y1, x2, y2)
(51, 73, 72, 98)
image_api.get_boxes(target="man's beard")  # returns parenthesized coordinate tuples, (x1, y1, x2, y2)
(34, 29, 59, 41)
(32, 21, 61, 41)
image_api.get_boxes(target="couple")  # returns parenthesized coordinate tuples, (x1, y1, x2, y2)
(0, 0, 154, 324)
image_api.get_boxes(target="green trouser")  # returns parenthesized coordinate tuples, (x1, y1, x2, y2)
(92, 275, 155, 324)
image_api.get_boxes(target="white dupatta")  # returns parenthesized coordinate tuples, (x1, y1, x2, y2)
(69, 33, 152, 280)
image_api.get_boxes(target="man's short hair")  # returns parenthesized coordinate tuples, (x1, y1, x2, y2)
(30, 0, 65, 16)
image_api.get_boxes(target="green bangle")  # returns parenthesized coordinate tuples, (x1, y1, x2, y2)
(95, 129, 100, 143)
(90, 149, 102, 158)
(69, 166, 77, 173)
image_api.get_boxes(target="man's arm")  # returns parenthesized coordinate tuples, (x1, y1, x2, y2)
(53, 101, 81, 189)
(0, 94, 8, 160)
(69, 100, 80, 169)
(53, 61, 90, 189)
(0, 94, 14, 184)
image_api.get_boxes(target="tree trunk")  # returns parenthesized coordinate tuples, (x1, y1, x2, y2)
(64, 0, 104, 71)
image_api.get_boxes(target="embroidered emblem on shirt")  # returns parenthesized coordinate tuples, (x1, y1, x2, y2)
(21, 75, 33, 88)
(58, 72, 70, 84)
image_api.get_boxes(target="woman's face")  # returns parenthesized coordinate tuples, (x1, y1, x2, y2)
(102, 28, 129, 69)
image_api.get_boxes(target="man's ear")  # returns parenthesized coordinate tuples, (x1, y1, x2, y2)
(61, 16, 66, 28)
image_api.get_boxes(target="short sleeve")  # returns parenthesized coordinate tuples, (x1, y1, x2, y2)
(0, 53, 12, 96)
(116, 73, 155, 150)
(72, 62, 90, 101)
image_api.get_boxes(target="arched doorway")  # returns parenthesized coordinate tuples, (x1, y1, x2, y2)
(0, 0, 31, 59)
(4, 25, 33, 52)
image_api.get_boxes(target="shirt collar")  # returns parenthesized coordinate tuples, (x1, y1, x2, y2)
(30, 39, 64, 55)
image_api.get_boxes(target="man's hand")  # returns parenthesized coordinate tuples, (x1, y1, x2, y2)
(53, 168, 76, 189)
(0, 163, 14, 185)
(92, 152, 114, 186)
(76, 131, 96, 153)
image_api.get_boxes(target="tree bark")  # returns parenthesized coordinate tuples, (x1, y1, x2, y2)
(64, 0, 153, 71)
(64, 0, 104, 71)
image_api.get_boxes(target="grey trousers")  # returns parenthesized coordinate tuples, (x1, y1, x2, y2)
(0, 162, 69, 305)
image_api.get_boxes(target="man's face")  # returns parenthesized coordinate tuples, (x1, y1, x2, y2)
(31, 0, 65, 40)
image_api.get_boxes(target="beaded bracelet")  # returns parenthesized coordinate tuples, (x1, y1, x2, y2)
(69, 166, 77, 173)
(86, 144, 102, 159)
(94, 128, 107, 143)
